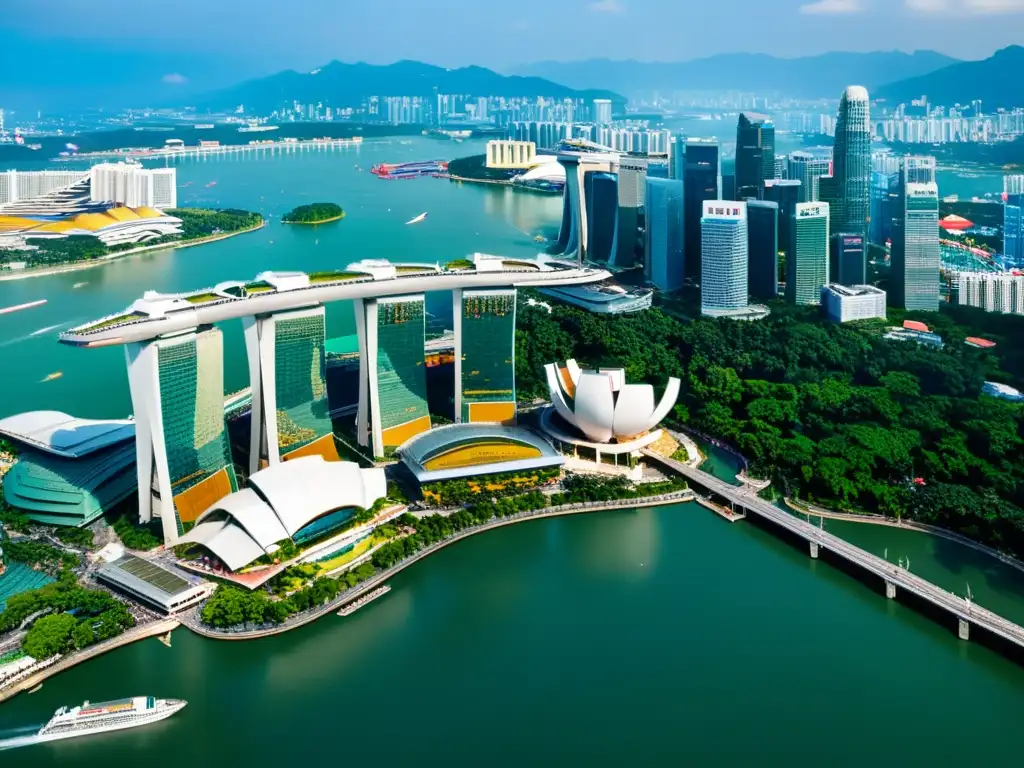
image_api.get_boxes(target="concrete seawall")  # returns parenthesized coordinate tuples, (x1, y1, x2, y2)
(0, 619, 180, 704)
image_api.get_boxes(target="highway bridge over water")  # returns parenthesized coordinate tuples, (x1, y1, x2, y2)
(643, 451, 1024, 654)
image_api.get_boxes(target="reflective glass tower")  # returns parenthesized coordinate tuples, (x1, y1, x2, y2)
(455, 289, 517, 425)
(1005, 194, 1023, 268)
(355, 294, 431, 457)
(890, 180, 940, 311)
(735, 113, 775, 200)
(765, 179, 802, 268)
(585, 171, 618, 264)
(644, 177, 685, 292)
(701, 201, 748, 316)
(832, 86, 871, 236)
(126, 327, 238, 543)
(684, 139, 722, 284)
(786, 202, 830, 306)
(243, 306, 337, 475)
(787, 152, 830, 203)
(830, 233, 866, 286)
(613, 157, 648, 268)
(746, 200, 779, 300)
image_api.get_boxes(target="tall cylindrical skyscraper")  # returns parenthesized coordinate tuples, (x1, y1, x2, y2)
(832, 86, 871, 236)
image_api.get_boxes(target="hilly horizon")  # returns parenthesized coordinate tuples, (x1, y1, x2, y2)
(186, 60, 625, 114)
(511, 50, 960, 99)
(875, 45, 1024, 110)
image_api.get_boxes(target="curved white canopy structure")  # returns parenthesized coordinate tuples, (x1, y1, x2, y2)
(542, 359, 680, 444)
(181, 456, 386, 571)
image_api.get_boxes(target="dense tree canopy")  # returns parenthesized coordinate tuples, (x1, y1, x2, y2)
(281, 202, 343, 223)
(516, 295, 1024, 555)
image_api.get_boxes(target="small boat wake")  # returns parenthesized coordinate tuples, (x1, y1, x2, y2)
(405, 212, 428, 225)
(30, 323, 67, 337)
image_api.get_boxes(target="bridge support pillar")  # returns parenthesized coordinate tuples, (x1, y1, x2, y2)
(958, 618, 970, 641)
(809, 541, 819, 559)
(885, 581, 896, 599)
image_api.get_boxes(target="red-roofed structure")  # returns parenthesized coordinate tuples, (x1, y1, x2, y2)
(903, 320, 930, 333)
(965, 336, 996, 349)
(939, 214, 973, 231)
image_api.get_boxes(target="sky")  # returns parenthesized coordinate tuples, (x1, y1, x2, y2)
(2, 0, 1024, 107)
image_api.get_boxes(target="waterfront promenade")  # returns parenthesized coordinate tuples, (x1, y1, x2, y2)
(181, 490, 693, 640)
(644, 450, 1024, 649)
(0, 618, 180, 704)
(58, 137, 364, 163)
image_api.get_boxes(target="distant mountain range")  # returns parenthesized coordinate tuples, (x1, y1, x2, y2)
(189, 60, 624, 113)
(511, 51, 959, 99)
(875, 46, 1024, 110)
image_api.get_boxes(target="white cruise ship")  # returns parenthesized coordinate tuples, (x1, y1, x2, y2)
(22, 697, 186, 746)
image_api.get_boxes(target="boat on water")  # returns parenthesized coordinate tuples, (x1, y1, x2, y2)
(41, 372, 62, 383)
(406, 212, 428, 225)
(0, 299, 47, 316)
(29, 684, 42, 694)
(0, 697, 186, 750)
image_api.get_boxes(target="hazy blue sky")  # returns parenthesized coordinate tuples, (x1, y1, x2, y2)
(2, 0, 1023, 106)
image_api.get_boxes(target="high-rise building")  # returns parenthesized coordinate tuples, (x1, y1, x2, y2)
(735, 113, 775, 199)
(243, 306, 337, 476)
(955, 271, 1024, 315)
(890, 180, 940, 311)
(585, 171, 618, 264)
(830, 233, 866, 286)
(746, 200, 779, 301)
(613, 157, 648, 268)
(684, 139, 721, 284)
(644, 177, 685, 292)
(355, 294, 431, 457)
(773, 155, 787, 180)
(126, 327, 239, 544)
(722, 174, 737, 201)
(669, 136, 685, 181)
(90, 163, 177, 209)
(593, 99, 613, 125)
(454, 289, 518, 425)
(902, 155, 937, 185)
(1005, 194, 1023, 267)
(786, 202, 830, 306)
(555, 153, 618, 263)
(1004, 174, 1024, 196)
(764, 179, 801, 267)
(832, 85, 871, 236)
(701, 201, 748, 316)
(0, 170, 87, 207)
(787, 152, 830, 203)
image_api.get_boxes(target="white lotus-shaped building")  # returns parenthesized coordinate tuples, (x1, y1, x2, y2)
(542, 359, 680, 452)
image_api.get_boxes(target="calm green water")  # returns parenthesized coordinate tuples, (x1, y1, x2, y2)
(3, 506, 1024, 765)
(0, 137, 560, 418)
(4, 141, 1024, 763)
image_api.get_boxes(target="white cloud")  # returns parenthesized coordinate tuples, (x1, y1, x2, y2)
(589, 0, 624, 12)
(906, 0, 1024, 11)
(161, 72, 187, 85)
(799, 0, 863, 13)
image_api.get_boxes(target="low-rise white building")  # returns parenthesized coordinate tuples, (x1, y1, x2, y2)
(821, 283, 887, 323)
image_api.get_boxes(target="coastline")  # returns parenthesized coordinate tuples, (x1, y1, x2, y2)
(0, 618, 180, 704)
(182, 491, 694, 641)
(784, 497, 1024, 576)
(0, 219, 266, 283)
(282, 214, 344, 225)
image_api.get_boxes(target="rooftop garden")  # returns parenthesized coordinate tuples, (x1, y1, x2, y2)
(244, 281, 275, 294)
(184, 292, 223, 305)
(309, 271, 366, 284)
(80, 311, 145, 332)
(445, 258, 474, 270)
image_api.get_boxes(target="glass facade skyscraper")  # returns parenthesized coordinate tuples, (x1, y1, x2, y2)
(746, 200, 779, 300)
(585, 171, 618, 264)
(764, 179, 801, 267)
(786, 202, 830, 306)
(830, 233, 866, 286)
(788, 152, 830, 203)
(684, 139, 722, 284)
(153, 328, 237, 536)
(1005, 194, 1023, 267)
(701, 201, 749, 316)
(613, 157, 648, 268)
(832, 86, 872, 236)
(890, 180, 940, 311)
(735, 113, 775, 200)
(644, 178, 685, 292)
(457, 290, 517, 425)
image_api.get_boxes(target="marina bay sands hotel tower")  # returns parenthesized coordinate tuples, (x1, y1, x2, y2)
(65, 257, 607, 543)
